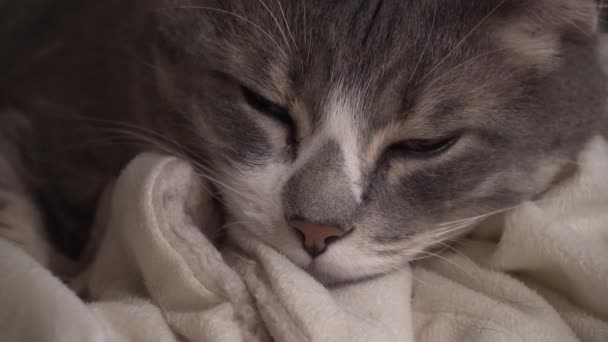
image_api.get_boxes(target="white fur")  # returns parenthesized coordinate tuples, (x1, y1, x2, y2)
(222, 163, 312, 267)
(322, 88, 364, 201)
(282, 86, 364, 200)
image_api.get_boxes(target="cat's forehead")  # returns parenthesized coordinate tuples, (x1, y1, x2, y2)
(240, 0, 512, 127)
(166, 0, 509, 82)
(163, 0, 564, 132)
(251, 0, 500, 85)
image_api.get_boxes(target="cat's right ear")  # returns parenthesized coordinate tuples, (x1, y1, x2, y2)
(498, 0, 601, 35)
(491, 0, 601, 69)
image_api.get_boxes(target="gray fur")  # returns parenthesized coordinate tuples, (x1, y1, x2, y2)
(1, 0, 606, 282)
(284, 141, 358, 229)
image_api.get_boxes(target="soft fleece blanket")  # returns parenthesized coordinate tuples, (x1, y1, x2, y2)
(1, 135, 608, 342)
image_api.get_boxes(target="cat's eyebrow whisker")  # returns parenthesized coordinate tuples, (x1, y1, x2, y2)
(426, 47, 509, 88)
(254, 0, 292, 51)
(156, 6, 288, 59)
(420, 0, 507, 83)
(407, 2, 437, 86)
(303, 0, 312, 67)
(274, 0, 297, 52)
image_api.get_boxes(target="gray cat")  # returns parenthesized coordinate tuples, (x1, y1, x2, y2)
(0, 0, 606, 284)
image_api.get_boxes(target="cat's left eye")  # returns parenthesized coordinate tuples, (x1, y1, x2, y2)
(387, 136, 459, 158)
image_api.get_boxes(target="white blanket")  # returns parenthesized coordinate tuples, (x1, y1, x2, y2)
(1, 136, 608, 342)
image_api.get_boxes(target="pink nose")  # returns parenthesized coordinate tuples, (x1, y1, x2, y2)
(289, 220, 345, 257)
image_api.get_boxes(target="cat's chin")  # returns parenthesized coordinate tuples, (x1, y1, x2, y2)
(302, 247, 406, 285)
(304, 263, 389, 286)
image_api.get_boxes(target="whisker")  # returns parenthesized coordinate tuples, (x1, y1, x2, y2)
(304, 0, 313, 67)
(425, 48, 509, 88)
(156, 6, 287, 58)
(407, 3, 437, 86)
(254, 0, 292, 50)
(190, 169, 251, 200)
(435, 205, 518, 228)
(420, 0, 507, 83)
(434, 241, 482, 274)
(38, 112, 257, 205)
(432, 220, 482, 238)
(274, 0, 297, 50)
(412, 250, 477, 281)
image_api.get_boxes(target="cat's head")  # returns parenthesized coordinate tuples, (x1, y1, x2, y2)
(152, 0, 606, 283)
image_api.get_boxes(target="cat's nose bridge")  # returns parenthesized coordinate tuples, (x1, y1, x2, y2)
(283, 141, 360, 229)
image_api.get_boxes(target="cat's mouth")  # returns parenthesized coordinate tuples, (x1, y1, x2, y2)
(302, 255, 395, 286)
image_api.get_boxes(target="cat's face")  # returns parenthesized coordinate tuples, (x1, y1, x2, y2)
(154, 0, 606, 283)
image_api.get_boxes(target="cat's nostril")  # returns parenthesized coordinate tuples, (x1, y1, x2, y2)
(289, 220, 345, 258)
(323, 235, 341, 246)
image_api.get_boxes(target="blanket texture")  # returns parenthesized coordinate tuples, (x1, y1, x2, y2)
(1, 135, 608, 342)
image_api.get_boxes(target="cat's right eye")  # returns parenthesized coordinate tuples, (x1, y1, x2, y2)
(241, 86, 295, 130)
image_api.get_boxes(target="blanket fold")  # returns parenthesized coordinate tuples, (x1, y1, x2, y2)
(76, 152, 413, 342)
(412, 136, 608, 342)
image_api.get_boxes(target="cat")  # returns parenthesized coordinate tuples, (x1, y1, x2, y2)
(0, 0, 606, 284)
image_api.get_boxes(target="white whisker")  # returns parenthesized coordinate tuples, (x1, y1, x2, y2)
(420, 0, 507, 82)
(157, 6, 287, 58)
(426, 48, 509, 87)
(274, 0, 297, 49)
(435, 205, 518, 228)
(254, 0, 292, 50)
(412, 250, 477, 281)
(407, 3, 437, 85)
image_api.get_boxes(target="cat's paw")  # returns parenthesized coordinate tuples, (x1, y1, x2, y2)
(0, 190, 52, 267)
